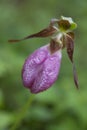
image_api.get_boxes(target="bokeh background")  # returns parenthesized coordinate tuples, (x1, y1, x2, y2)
(0, 0, 87, 130)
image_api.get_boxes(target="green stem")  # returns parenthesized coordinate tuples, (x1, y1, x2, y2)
(10, 94, 35, 130)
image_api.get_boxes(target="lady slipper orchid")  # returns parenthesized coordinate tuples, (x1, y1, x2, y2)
(22, 45, 62, 93)
(9, 16, 79, 93)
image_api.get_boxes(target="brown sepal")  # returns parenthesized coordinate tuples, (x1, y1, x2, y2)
(8, 26, 57, 43)
(67, 32, 75, 39)
(73, 63, 79, 89)
(49, 39, 60, 54)
(66, 34, 79, 89)
(66, 34, 74, 62)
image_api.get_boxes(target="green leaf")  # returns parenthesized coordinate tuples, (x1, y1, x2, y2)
(0, 90, 4, 107)
(0, 111, 14, 129)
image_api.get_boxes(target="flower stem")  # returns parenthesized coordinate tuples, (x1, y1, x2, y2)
(10, 94, 35, 130)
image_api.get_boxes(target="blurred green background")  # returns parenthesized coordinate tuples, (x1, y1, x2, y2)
(0, 0, 87, 130)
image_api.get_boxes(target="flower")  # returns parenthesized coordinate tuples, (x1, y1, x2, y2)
(22, 44, 62, 93)
(9, 16, 79, 93)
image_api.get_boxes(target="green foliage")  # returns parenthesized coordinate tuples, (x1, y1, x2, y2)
(0, 111, 14, 129)
(0, 0, 87, 130)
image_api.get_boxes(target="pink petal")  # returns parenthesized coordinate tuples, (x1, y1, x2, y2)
(22, 45, 62, 93)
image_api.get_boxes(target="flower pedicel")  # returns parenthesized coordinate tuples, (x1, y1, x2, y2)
(9, 16, 79, 93)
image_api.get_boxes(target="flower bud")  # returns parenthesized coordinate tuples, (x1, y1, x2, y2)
(22, 44, 62, 93)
